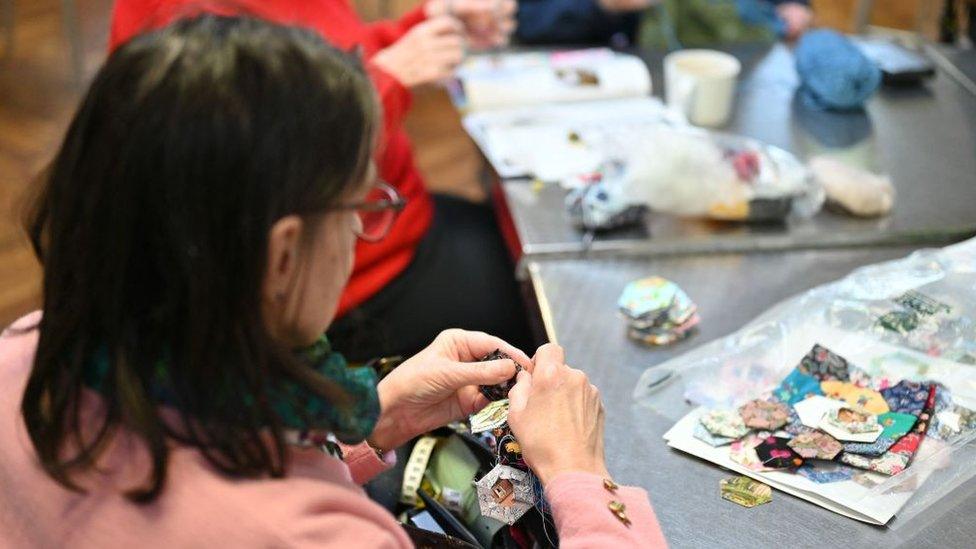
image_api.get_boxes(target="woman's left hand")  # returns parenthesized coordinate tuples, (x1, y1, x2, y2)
(425, 0, 516, 50)
(367, 329, 532, 452)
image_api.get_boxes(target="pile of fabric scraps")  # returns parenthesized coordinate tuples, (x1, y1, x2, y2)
(693, 343, 976, 481)
(720, 476, 772, 508)
(618, 276, 699, 346)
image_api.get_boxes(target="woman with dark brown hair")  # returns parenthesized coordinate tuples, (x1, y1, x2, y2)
(0, 15, 665, 548)
(110, 0, 534, 363)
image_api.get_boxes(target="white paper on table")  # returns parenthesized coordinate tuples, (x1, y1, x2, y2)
(664, 411, 917, 525)
(793, 395, 846, 428)
(462, 97, 685, 180)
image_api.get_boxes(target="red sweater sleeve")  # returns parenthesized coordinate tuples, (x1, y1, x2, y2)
(363, 3, 428, 50)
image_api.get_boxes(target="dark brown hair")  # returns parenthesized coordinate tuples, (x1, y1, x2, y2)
(21, 15, 377, 502)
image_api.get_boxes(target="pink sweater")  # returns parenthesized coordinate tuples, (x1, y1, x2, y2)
(0, 313, 667, 548)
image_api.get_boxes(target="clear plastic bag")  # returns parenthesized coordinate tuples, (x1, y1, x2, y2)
(618, 127, 825, 222)
(634, 238, 976, 527)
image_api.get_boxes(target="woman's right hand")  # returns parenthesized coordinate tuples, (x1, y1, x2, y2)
(372, 16, 465, 88)
(507, 343, 610, 486)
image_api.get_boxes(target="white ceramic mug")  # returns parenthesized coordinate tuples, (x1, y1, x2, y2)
(664, 49, 741, 127)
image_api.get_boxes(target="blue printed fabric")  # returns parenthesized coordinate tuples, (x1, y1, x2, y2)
(774, 368, 824, 405)
(843, 437, 898, 457)
(782, 406, 807, 436)
(881, 381, 931, 416)
(796, 463, 857, 484)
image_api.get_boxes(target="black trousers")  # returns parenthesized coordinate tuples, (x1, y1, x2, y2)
(328, 193, 536, 363)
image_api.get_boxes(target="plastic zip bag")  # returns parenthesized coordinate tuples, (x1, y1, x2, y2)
(635, 238, 976, 527)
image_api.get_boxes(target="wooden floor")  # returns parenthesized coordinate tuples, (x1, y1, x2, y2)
(0, 0, 935, 328)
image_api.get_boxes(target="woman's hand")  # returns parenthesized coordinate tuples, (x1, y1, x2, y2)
(776, 2, 813, 41)
(425, 0, 516, 50)
(372, 16, 465, 88)
(507, 343, 610, 486)
(367, 329, 531, 452)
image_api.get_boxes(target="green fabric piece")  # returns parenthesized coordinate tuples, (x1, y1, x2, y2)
(878, 411, 918, 439)
(639, 0, 775, 50)
(85, 335, 379, 444)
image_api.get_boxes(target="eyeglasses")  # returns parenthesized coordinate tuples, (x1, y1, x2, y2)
(330, 181, 406, 242)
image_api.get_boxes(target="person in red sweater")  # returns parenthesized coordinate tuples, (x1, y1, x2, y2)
(109, 0, 531, 362)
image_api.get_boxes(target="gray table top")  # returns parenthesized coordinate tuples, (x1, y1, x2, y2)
(527, 245, 976, 547)
(929, 45, 976, 97)
(499, 44, 976, 263)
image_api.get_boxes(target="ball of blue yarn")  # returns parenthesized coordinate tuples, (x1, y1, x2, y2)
(795, 29, 882, 110)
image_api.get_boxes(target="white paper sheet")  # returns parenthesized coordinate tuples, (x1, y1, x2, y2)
(462, 97, 685, 180)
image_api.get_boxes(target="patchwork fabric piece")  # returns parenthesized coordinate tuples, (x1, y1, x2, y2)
(701, 409, 750, 438)
(793, 395, 846, 428)
(888, 385, 937, 459)
(842, 412, 917, 455)
(797, 344, 851, 381)
(782, 406, 807, 436)
(929, 405, 976, 440)
(739, 399, 790, 430)
(847, 366, 875, 389)
(819, 408, 883, 442)
(839, 385, 937, 475)
(839, 449, 910, 476)
(773, 368, 824, 405)
(627, 314, 699, 346)
(881, 380, 932, 416)
(477, 350, 521, 401)
(820, 381, 890, 415)
(475, 464, 536, 525)
(720, 476, 772, 508)
(895, 290, 952, 316)
(842, 437, 897, 457)
(796, 463, 858, 484)
(694, 422, 736, 447)
(787, 430, 843, 460)
(755, 436, 804, 469)
(877, 309, 920, 335)
(729, 434, 771, 471)
(620, 277, 700, 347)
(469, 399, 510, 434)
(932, 384, 954, 413)
(877, 411, 920, 438)
(618, 276, 681, 320)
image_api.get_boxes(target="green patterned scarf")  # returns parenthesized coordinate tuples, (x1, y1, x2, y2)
(84, 335, 380, 444)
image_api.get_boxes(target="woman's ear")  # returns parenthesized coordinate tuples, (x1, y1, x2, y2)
(263, 215, 305, 311)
